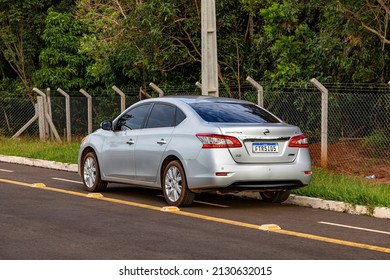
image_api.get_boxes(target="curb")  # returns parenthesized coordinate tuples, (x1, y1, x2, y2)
(0, 155, 78, 173)
(235, 192, 390, 220)
(1, 155, 389, 219)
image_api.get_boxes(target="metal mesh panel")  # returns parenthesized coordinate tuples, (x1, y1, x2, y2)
(1, 84, 389, 180)
(48, 89, 141, 137)
(323, 85, 390, 178)
(0, 94, 37, 137)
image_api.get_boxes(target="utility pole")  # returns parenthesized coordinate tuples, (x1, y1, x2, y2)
(201, 0, 219, 96)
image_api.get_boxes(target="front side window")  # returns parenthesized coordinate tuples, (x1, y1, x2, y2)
(189, 102, 280, 123)
(117, 104, 152, 130)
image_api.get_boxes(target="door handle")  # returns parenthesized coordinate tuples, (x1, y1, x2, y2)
(126, 139, 135, 145)
(157, 139, 167, 145)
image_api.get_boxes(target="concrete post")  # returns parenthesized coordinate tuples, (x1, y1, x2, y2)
(310, 78, 328, 168)
(33, 88, 49, 140)
(149, 83, 164, 97)
(201, 0, 218, 96)
(112, 85, 126, 112)
(57, 88, 71, 142)
(37, 96, 46, 141)
(80, 89, 93, 134)
(246, 76, 264, 108)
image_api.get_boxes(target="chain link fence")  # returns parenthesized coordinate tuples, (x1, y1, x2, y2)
(1, 83, 389, 179)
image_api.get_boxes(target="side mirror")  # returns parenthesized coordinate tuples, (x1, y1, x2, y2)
(100, 121, 113, 131)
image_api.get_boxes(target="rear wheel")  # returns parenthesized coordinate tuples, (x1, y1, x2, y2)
(162, 160, 195, 207)
(260, 190, 291, 203)
(81, 152, 107, 192)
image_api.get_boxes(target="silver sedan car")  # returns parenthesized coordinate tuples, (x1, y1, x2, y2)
(78, 96, 312, 207)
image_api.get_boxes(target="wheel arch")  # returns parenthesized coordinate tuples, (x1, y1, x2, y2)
(160, 155, 182, 185)
(160, 155, 195, 207)
(79, 146, 98, 174)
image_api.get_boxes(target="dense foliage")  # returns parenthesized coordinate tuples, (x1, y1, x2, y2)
(0, 0, 389, 95)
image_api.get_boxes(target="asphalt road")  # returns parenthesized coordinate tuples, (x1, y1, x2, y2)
(0, 161, 389, 260)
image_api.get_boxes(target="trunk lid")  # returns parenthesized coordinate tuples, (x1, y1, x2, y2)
(218, 123, 302, 163)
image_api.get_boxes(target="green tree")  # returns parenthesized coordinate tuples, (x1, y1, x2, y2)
(260, 1, 331, 84)
(75, 0, 271, 92)
(0, 0, 75, 94)
(259, 0, 389, 84)
(33, 11, 95, 90)
(76, 0, 202, 88)
(337, 0, 389, 82)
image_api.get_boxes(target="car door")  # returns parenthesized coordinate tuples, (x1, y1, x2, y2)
(100, 104, 152, 180)
(134, 103, 178, 182)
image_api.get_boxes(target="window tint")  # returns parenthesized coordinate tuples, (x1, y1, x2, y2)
(117, 104, 151, 130)
(146, 103, 177, 128)
(175, 108, 186, 126)
(189, 102, 279, 123)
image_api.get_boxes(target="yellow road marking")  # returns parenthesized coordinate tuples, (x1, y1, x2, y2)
(275, 229, 390, 253)
(1, 178, 389, 254)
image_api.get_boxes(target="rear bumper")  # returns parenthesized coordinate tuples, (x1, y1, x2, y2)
(184, 148, 312, 192)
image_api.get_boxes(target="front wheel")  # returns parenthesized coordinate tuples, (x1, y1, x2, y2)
(81, 152, 108, 192)
(162, 160, 195, 207)
(260, 190, 291, 203)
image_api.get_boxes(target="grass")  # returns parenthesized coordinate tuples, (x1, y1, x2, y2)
(294, 168, 390, 209)
(0, 137, 389, 209)
(0, 137, 79, 163)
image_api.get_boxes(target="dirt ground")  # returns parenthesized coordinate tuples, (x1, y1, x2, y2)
(309, 141, 390, 185)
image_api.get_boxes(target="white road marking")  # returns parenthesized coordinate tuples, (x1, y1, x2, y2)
(51, 177, 83, 185)
(193, 200, 230, 208)
(0, 168, 14, 173)
(156, 194, 229, 208)
(319, 221, 390, 235)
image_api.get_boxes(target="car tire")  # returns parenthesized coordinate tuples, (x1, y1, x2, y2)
(260, 190, 291, 203)
(81, 152, 108, 192)
(162, 160, 195, 207)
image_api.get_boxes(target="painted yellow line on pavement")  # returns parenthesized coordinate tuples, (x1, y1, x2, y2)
(1, 177, 389, 254)
(0, 178, 162, 212)
(0, 178, 33, 187)
(275, 229, 390, 254)
(174, 210, 263, 230)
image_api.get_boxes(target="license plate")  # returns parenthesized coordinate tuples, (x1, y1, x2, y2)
(252, 143, 278, 153)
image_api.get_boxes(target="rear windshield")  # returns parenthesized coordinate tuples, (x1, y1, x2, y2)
(189, 102, 280, 123)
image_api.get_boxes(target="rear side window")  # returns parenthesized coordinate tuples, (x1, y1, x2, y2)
(175, 108, 186, 125)
(189, 102, 280, 123)
(146, 103, 177, 128)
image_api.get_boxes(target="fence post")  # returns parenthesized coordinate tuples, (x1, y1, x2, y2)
(44, 111, 62, 143)
(149, 82, 164, 97)
(112, 85, 126, 112)
(47, 88, 55, 140)
(33, 88, 49, 140)
(57, 88, 71, 143)
(80, 89, 93, 134)
(139, 87, 152, 99)
(195, 81, 202, 90)
(246, 76, 264, 107)
(310, 78, 328, 168)
(37, 96, 46, 141)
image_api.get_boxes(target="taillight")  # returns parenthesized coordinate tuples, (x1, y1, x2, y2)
(196, 134, 242, 148)
(288, 134, 309, 148)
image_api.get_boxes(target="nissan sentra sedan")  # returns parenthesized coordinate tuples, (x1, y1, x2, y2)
(78, 96, 312, 207)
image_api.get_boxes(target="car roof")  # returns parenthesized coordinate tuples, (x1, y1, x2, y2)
(154, 95, 252, 105)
